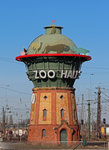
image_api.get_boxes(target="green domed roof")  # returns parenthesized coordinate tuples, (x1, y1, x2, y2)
(27, 25, 77, 55)
(27, 25, 89, 55)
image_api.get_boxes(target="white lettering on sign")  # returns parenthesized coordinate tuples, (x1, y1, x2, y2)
(67, 70, 73, 78)
(61, 70, 81, 79)
(33, 70, 55, 79)
(33, 70, 39, 79)
(48, 70, 55, 78)
(61, 70, 67, 78)
(39, 70, 46, 79)
(33, 70, 81, 79)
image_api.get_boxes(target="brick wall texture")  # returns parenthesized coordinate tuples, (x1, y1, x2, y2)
(28, 87, 80, 145)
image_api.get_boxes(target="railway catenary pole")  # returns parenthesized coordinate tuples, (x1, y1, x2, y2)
(81, 94, 84, 123)
(2, 107, 6, 135)
(96, 87, 101, 138)
(88, 100, 90, 139)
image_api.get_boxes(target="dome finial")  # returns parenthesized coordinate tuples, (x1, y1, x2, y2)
(44, 23, 63, 34)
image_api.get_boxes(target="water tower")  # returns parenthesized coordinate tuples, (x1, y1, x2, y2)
(16, 24, 91, 145)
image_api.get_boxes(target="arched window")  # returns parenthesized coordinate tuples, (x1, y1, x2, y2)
(60, 109, 64, 118)
(43, 109, 47, 120)
(42, 129, 46, 137)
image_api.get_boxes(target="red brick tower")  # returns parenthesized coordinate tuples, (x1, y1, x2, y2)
(16, 25, 91, 145)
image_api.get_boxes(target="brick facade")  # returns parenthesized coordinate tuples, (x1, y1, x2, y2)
(28, 87, 80, 145)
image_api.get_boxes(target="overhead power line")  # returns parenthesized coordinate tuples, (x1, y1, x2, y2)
(0, 86, 31, 95)
(83, 66, 109, 70)
(102, 96, 109, 102)
(101, 91, 109, 98)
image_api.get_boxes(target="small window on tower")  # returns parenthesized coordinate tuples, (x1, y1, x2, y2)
(60, 108, 64, 119)
(42, 129, 46, 137)
(44, 96, 47, 100)
(43, 109, 47, 120)
(60, 95, 63, 99)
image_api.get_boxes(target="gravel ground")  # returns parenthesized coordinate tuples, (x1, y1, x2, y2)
(0, 142, 108, 150)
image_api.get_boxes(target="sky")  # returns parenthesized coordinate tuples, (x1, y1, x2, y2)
(0, 0, 109, 123)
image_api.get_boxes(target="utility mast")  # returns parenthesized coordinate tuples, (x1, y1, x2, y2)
(96, 87, 101, 138)
(81, 94, 84, 123)
(88, 100, 91, 139)
(9, 114, 13, 127)
(2, 107, 6, 134)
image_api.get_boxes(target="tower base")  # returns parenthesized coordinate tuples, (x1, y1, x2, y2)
(28, 87, 80, 145)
